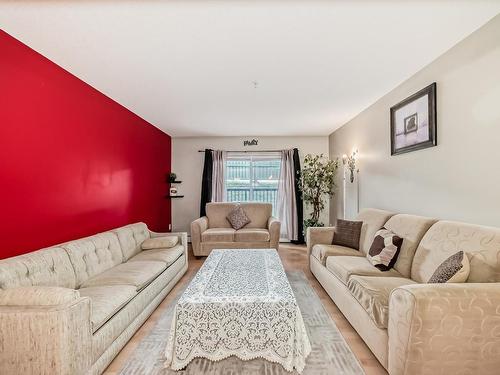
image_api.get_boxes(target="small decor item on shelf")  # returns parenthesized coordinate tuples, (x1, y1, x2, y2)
(169, 187, 178, 196)
(169, 173, 177, 183)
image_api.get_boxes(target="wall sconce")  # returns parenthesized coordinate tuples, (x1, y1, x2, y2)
(342, 149, 358, 183)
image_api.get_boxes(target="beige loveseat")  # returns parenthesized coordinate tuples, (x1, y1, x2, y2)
(307, 208, 500, 375)
(191, 202, 280, 256)
(0, 223, 188, 375)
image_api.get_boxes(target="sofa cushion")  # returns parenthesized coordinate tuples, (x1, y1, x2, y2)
(332, 219, 363, 250)
(347, 276, 416, 329)
(367, 228, 403, 271)
(113, 223, 151, 261)
(81, 261, 165, 291)
(383, 214, 438, 278)
(128, 245, 184, 266)
(79, 285, 137, 332)
(0, 246, 76, 289)
(356, 208, 395, 255)
(326, 256, 403, 285)
(63, 232, 124, 288)
(201, 228, 235, 242)
(239, 203, 272, 229)
(206, 203, 238, 228)
(311, 244, 363, 265)
(412, 221, 500, 283)
(141, 236, 178, 250)
(234, 228, 270, 242)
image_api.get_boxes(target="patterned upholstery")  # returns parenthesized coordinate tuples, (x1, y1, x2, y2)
(356, 208, 395, 255)
(347, 276, 416, 329)
(384, 214, 438, 278)
(63, 232, 124, 288)
(113, 223, 151, 261)
(326, 256, 403, 285)
(311, 244, 363, 265)
(411, 221, 500, 283)
(0, 246, 76, 289)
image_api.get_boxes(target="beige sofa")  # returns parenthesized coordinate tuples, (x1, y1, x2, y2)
(307, 208, 500, 375)
(191, 202, 280, 256)
(0, 223, 188, 375)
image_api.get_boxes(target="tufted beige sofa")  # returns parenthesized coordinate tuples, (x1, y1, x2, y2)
(191, 202, 280, 256)
(307, 208, 500, 375)
(0, 223, 188, 375)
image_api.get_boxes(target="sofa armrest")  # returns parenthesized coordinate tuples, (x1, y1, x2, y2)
(267, 216, 281, 250)
(306, 226, 335, 257)
(0, 290, 92, 374)
(388, 283, 500, 375)
(0, 286, 80, 306)
(190, 217, 209, 256)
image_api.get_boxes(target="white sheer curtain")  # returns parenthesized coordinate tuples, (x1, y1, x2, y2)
(211, 150, 226, 202)
(277, 149, 298, 241)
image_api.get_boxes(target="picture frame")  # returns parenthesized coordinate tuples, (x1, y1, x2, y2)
(390, 82, 437, 155)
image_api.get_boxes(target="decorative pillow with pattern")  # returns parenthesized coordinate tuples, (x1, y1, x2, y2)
(428, 251, 470, 283)
(367, 228, 403, 271)
(227, 206, 251, 230)
(332, 219, 363, 250)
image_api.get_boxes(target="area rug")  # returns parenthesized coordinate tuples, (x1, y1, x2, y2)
(119, 271, 365, 375)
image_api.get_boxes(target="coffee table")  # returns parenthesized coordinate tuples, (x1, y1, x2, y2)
(164, 249, 311, 373)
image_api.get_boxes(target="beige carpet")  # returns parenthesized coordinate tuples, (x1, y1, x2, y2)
(119, 271, 364, 374)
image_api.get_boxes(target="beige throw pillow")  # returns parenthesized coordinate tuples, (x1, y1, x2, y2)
(142, 236, 178, 250)
(428, 251, 470, 283)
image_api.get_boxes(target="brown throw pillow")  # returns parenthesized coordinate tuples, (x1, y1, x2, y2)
(367, 228, 403, 271)
(332, 219, 363, 250)
(227, 206, 251, 230)
(428, 251, 470, 283)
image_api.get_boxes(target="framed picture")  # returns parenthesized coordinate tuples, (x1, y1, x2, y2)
(390, 82, 436, 155)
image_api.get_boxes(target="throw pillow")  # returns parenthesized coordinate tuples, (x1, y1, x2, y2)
(142, 236, 179, 250)
(332, 219, 363, 250)
(227, 206, 251, 230)
(367, 228, 403, 271)
(428, 251, 470, 283)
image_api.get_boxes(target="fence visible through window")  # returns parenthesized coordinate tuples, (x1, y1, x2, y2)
(225, 154, 281, 216)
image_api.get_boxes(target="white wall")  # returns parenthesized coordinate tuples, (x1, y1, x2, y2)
(172, 136, 329, 233)
(329, 15, 500, 227)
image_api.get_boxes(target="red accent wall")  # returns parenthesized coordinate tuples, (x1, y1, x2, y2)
(0, 30, 171, 259)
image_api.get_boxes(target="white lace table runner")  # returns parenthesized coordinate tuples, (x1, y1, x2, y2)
(164, 249, 311, 373)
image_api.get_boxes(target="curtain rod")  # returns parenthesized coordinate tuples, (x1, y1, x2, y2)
(197, 149, 294, 153)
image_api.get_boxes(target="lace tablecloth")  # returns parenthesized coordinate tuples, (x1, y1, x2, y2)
(164, 249, 311, 373)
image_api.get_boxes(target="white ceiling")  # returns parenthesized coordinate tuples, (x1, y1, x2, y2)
(1, 1, 499, 137)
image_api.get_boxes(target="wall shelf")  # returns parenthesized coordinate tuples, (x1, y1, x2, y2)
(169, 181, 182, 184)
(166, 195, 184, 199)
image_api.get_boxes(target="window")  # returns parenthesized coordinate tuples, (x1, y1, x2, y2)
(225, 152, 281, 215)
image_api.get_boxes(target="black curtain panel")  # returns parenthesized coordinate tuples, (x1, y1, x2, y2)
(200, 149, 213, 217)
(291, 148, 305, 244)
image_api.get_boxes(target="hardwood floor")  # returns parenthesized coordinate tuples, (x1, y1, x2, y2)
(103, 244, 387, 375)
